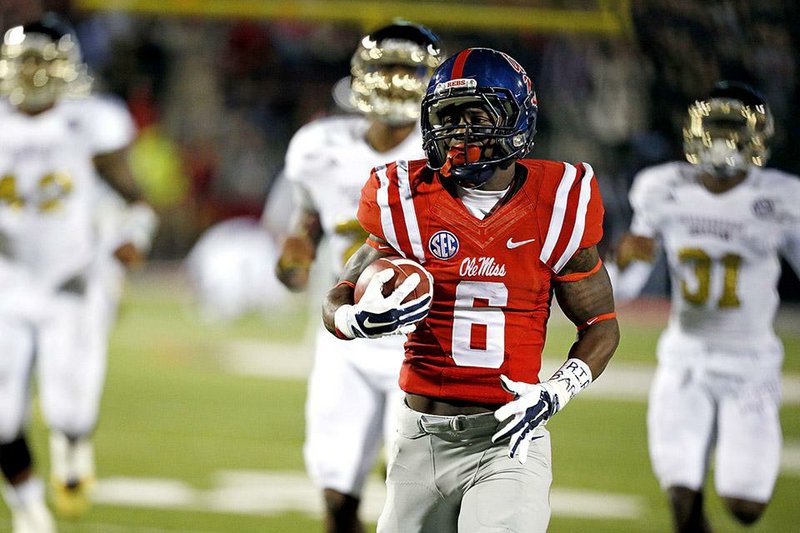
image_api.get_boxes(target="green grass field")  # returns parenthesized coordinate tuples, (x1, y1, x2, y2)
(1, 268, 799, 532)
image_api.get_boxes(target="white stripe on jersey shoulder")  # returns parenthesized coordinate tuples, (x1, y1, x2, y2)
(539, 162, 578, 265)
(375, 164, 406, 257)
(553, 163, 595, 272)
(395, 160, 426, 263)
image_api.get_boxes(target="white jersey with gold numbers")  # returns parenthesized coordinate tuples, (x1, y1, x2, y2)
(284, 114, 425, 278)
(0, 96, 135, 289)
(629, 162, 800, 371)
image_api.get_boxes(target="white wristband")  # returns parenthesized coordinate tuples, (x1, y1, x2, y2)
(544, 358, 593, 414)
(334, 304, 357, 340)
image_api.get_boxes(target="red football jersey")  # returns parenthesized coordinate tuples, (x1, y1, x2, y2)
(358, 158, 604, 404)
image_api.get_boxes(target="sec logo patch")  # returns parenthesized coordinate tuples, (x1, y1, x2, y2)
(428, 230, 459, 260)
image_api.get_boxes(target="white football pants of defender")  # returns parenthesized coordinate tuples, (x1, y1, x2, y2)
(0, 272, 115, 445)
(648, 359, 782, 503)
(378, 401, 552, 533)
(304, 327, 405, 497)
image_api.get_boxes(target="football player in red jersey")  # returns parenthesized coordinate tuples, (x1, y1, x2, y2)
(275, 21, 443, 533)
(322, 47, 619, 532)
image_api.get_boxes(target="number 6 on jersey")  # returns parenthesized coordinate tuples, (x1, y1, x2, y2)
(452, 281, 508, 368)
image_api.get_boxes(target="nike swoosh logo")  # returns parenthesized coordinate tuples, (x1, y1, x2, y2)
(506, 237, 536, 249)
(362, 317, 396, 328)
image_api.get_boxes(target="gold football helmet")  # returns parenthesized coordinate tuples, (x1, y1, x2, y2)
(350, 21, 442, 126)
(683, 81, 774, 178)
(0, 13, 91, 112)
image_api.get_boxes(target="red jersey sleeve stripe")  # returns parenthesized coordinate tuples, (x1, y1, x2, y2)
(539, 162, 578, 266)
(375, 165, 406, 257)
(396, 160, 426, 263)
(552, 163, 596, 272)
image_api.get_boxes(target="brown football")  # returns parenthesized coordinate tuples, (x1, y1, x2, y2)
(354, 256, 433, 304)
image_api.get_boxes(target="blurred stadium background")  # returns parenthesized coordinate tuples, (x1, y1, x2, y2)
(1, 0, 799, 531)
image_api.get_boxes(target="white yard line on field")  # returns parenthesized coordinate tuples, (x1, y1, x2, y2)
(5, 446, 796, 532)
(219, 340, 800, 405)
(92, 470, 643, 520)
(782, 441, 800, 475)
(219, 340, 313, 380)
(58, 523, 210, 533)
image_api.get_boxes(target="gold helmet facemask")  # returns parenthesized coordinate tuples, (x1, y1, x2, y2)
(350, 21, 442, 126)
(0, 17, 91, 112)
(683, 86, 774, 179)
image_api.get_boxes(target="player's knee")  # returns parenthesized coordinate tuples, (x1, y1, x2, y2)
(50, 416, 96, 442)
(0, 408, 25, 444)
(723, 497, 766, 525)
(0, 423, 21, 445)
(0, 435, 34, 484)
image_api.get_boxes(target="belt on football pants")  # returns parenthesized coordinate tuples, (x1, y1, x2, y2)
(416, 411, 499, 436)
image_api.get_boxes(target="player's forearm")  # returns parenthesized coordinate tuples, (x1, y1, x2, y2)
(614, 232, 657, 269)
(275, 234, 316, 291)
(565, 318, 619, 380)
(321, 238, 391, 336)
(93, 149, 145, 204)
(278, 210, 322, 266)
(605, 260, 654, 302)
(554, 249, 619, 380)
(322, 283, 354, 335)
(275, 209, 322, 291)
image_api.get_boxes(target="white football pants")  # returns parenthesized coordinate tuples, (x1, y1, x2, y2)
(303, 327, 405, 496)
(648, 362, 782, 502)
(0, 270, 119, 443)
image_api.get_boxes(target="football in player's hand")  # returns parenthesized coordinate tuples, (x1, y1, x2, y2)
(354, 256, 433, 304)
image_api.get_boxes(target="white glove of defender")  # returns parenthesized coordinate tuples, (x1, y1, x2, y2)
(117, 202, 159, 254)
(335, 269, 432, 339)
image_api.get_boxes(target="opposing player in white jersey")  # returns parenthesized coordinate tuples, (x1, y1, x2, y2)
(274, 21, 442, 532)
(0, 15, 157, 532)
(610, 81, 800, 532)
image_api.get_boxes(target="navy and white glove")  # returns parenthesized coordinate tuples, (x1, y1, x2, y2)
(492, 359, 593, 464)
(334, 269, 431, 339)
(491, 376, 557, 464)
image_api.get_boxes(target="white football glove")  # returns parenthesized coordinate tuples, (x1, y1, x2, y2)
(117, 202, 159, 254)
(334, 269, 431, 339)
(492, 359, 593, 464)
